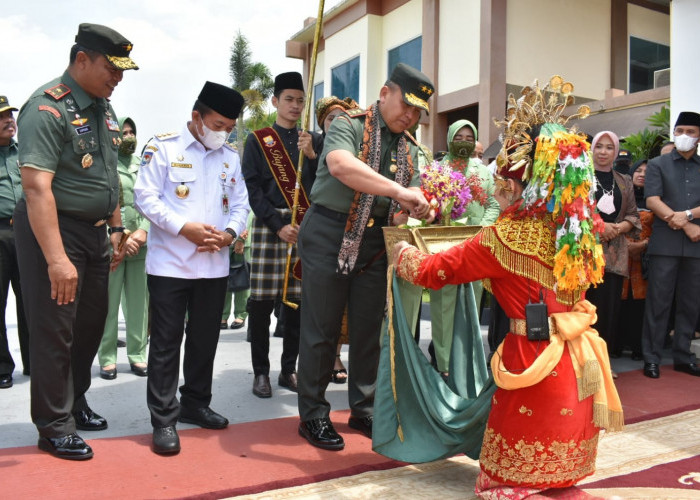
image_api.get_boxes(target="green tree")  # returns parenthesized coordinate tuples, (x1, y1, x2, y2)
(229, 31, 274, 153)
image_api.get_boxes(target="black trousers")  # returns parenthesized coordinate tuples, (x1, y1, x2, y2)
(146, 275, 227, 428)
(297, 205, 387, 421)
(0, 220, 29, 375)
(13, 199, 109, 438)
(619, 296, 644, 355)
(585, 272, 623, 354)
(642, 255, 700, 365)
(248, 298, 299, 376)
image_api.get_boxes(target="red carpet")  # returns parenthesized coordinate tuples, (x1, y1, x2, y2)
(613, 364, 700, 423)
(1, 409, 403, 499)
(3, 367, 698, 499)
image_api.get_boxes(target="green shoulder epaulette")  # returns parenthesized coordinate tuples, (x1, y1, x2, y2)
(344, 108, 367, 118)
(44, 84, 72, 101)
(155, 132, 179, 140)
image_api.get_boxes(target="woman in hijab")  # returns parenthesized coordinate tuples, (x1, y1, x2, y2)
(585, 131, 640, 362)
(619, 159, 653, 360)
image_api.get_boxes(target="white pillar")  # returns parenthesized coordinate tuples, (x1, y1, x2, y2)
(670, 0, 700, 129)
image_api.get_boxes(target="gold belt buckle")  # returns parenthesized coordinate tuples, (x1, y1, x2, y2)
(94, 219, 107, 227)
(366, 218, 374, 228)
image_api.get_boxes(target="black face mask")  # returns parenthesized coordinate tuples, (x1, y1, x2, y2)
(449, 140, 475, 159)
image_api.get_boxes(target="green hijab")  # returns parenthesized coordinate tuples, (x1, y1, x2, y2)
(442, 119, 477, 165)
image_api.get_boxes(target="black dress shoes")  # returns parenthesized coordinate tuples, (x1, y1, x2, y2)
(0, 373, 12, 388)
(178, 406, 229, 429)
(253, 374, 272, 398)
(298, 418, 345, 451)
(100, 367, 117, 380)
(278, 372, 298, 392)
(130, 363, 148, 377)
(38, 433, 93, 460)
(116, 339, 126, 348)
(72, 408, 108, 431)
(348, 415, 373, 438)
(674, 362, 700, 377)
(220, 321, 229, 330)
(643, 362, 660, 379)
(152, 426, 180, 455)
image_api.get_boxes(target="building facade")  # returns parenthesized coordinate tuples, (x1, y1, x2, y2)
(287, 0, 674, 155)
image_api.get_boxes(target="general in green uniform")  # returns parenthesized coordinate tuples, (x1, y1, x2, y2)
(98, 116, 150, 379)
(0, 95, 30, 387)
(13, 23, 138, 461)
(297, 64, 435, 450)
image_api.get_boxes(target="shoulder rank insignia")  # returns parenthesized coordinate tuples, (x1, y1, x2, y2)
(44, 84, 72, 101)
(155, 132, 179, 140)
(223, 141, 237, 151)
(344, 108, 368, 118)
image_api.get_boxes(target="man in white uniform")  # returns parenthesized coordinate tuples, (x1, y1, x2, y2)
(134, 81, 249, 455)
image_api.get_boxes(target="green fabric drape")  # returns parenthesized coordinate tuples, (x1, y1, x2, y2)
(373, 275, 496, 463)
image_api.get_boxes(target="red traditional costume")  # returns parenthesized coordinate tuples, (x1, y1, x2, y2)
(395, 76, 623, 498)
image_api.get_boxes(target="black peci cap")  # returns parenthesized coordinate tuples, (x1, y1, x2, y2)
(388, 63, 434, 113)
(675, 111, 700, 128)
(75, 23, 138, 70)
(274, 72, 305, 95)
(198, 82, 245, 119)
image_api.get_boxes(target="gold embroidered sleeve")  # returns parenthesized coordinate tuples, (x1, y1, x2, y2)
(396, 246, 426, 284)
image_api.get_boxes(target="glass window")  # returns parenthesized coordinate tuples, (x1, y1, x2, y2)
(388, 36, 422, 77)
(313, 81, 324, 132)
(629, 36, 669, 93)
(331, 56, 360, 103)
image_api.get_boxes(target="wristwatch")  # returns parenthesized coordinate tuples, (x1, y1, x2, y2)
(224, 228, 237, 245)
(687, 210, 694, 221)
(108, 226, 125, 235)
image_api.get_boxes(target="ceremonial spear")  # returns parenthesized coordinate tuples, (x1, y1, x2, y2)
(282, 0, 325, 309)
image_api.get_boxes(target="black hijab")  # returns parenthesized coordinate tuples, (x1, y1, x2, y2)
(629, 159, 647, 209)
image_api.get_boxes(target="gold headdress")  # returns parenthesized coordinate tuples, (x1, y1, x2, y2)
(494, 75, 591, 181)
(492, 76, 604, 295)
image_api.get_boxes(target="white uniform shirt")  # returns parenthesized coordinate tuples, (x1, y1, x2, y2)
(134, 123, 249, 279)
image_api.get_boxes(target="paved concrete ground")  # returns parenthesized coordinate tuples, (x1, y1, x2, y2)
(0, 290, 670, 450)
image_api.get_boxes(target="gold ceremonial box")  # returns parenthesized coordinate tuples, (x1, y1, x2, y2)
(383, 225, 483, 256)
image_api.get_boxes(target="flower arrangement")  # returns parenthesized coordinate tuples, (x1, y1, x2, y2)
(420, 161, 472, 224)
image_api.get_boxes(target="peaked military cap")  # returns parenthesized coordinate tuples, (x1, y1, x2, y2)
(0, 96, 17, 114)
(675, 111, 700, 128)
(75, 23, 139, 70)
(198, 82, 244, 120)
(389, 63, 434, 113)
(274, 72, 305, 95)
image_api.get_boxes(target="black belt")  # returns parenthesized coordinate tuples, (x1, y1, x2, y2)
(0, 217, 12, 227)
(57, 212, 109, 227)
(312, 204, 348, 223)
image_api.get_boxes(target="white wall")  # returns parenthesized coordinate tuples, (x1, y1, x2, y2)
(670, 0, 700, 126)
(506, 0, 610, 100)
(438, 0, 481, 94)
(322, 16, 370, 106)
(628, 3, 670, 44)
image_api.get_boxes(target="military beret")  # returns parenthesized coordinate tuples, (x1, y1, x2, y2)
(0, 96, 18, 114)
(274, 72, 305, 95)
(675, 111, 700, 128)
(198, 82, 244, 120)
(75, 23, 138, 70)
(389, 63, 434, 113)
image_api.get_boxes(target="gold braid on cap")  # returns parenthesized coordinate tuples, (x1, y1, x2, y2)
(494, 75, 591, 181)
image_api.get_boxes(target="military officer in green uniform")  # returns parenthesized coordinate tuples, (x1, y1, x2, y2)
(13, 23, 138, 460)
(296, 63, 435, 450)
(98, 116, 150, 380)
(0, 95, 30, 388)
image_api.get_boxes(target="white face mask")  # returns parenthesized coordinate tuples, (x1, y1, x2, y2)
(197, 118, 228, 150)
(674, 134, 699, 152)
